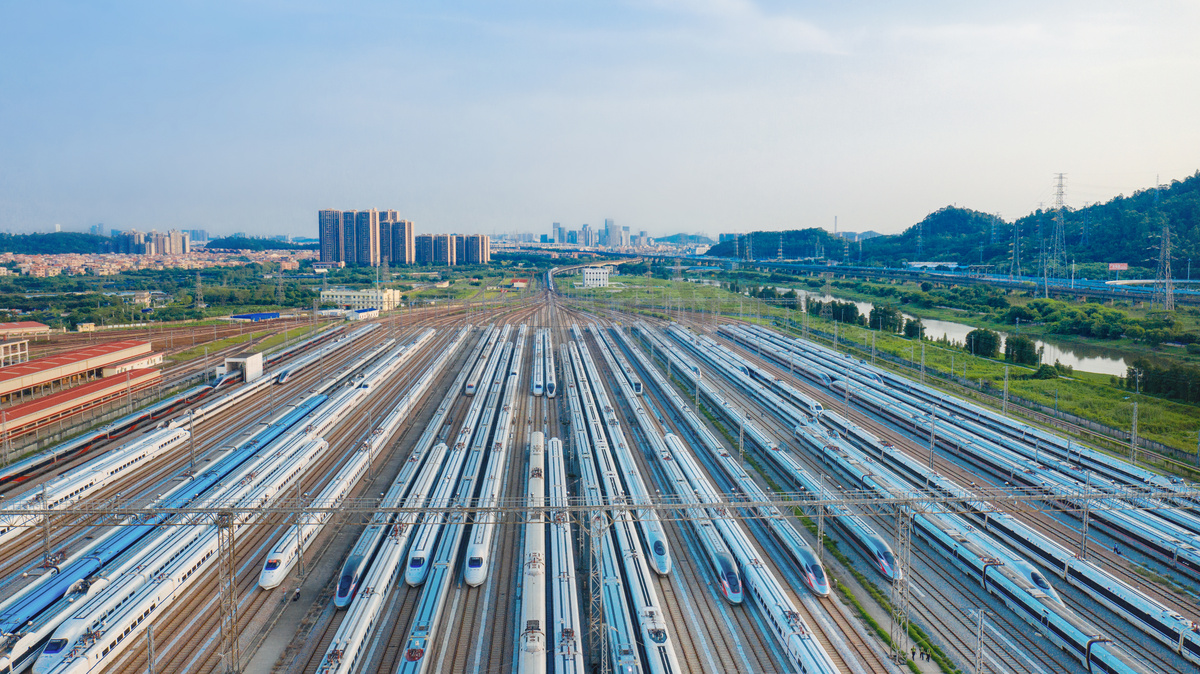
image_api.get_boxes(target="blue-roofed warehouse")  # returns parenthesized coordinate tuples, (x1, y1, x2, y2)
(230, 312, 281, 322)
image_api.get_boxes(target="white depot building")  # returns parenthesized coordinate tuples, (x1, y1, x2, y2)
(583, 267, 610, 288)
(320, 287, 402, 311)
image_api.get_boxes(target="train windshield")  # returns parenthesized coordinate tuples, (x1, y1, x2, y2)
(880, 550, 896, 569)
(468, 557, 484, 568)
(1030, 571, 1052, 591)
(653, 541, 666, 557)
(264, 559, 280, 571)
(410, 557, 425, 568)
(337, 558, 361, 595)
(44, 639, 68, 654)
(724, 571, 741, 594)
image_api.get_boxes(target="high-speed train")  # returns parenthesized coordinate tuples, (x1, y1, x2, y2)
(544, 330, 557, 398)
(0, 428, 189, 545)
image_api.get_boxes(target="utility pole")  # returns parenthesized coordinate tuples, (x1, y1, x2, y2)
(971, 609, 987, 674)
(148, 622, 157, 674)
(189, 411, 196, 470)
(1130, 402, 1139, 464)
(889, 507, 912, 664)
(217, 511, 239, 674)
(1080, 471, 1092, 558)
(1002, 366, 1009, 414)
(927, 408, 937, 469)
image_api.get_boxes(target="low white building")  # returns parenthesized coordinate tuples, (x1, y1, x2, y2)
(320, 287, 402, 311)
(347, 308, 380, 321)
(583, 267, 610, 288)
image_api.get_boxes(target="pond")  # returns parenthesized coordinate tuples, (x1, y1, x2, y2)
(787, 290, 1131, 376)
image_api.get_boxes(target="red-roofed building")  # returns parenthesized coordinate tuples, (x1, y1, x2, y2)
(0, 369, 161, 442)
(0, 321, 50, 340)
(0, 340, 152, 402)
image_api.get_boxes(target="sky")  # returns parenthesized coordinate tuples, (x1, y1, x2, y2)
(1, 1, 1198, 239)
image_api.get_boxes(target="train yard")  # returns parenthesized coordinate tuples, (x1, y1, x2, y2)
(0, 282, 1196, 674)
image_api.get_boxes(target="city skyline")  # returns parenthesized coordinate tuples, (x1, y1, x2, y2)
(2, 2, 1198, 239)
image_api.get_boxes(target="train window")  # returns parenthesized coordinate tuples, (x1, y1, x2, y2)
(410, 557, 425, 568)
(264, 559, 281, 571)
(881, 550, 896, 569)
(1030, 572, 1052, 591)
(468, 557, 484, 568)
(653, 541, 666, 557)
(44, 639, 68, 654)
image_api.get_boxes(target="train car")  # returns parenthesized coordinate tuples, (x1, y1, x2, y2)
(546, 437, 585, 674)
(532, 329, 545, 396)
(544, 331, 557, 398)
(517, 431, 547, 673)
(276, 368, 292, 384)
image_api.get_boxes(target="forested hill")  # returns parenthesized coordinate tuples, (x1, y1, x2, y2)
(704, 227, 844, 259)
(657, 233, 715, 245)
(0, 232, 111, 254)
(204, 237, 317, 251)
(706, 170, 1200, 273)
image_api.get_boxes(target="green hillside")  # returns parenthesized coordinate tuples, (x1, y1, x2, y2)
(0, 232, 112, 254)
(707, 170, 1200, 275)
(705, 227, 843, 259)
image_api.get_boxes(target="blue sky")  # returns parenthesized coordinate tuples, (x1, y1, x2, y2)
(1, 1, 1197, 238)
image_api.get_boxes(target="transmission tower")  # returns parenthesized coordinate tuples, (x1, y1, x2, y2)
(1080, 202, 1090, 248)
(275, 274, 285, 305)
(1009, 221, 1021, 279)
(777, 233, 783, 260)
(916, 221, 923, 259)
(1050, 173, 1068, 278)
(888, 508, 912, 663)
(195, 272, 205, 308)
(217, 511, 240, 674)
(1153, 197, 1175, 311)
(989, 214, 997, 245)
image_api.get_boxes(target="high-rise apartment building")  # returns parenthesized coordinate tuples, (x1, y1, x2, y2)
(434, 234, 456, 266)
(341, 211, 358, 265)
(414, 234, 434, 265)
(392, 220, 414, 264)
(319, 210, 342, 262)
(464, 234, 490, 264)
(414, 233, 456, 265)
(603, 219, 615, 247)
(567, 230, 578, 245)
(621, 226, 630, 247)
(454, 235, 466, 265)
(580, 223, 592, 247)
(355, 210, 380, 267)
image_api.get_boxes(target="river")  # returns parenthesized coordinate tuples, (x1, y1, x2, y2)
(787, 290, 1131, 376)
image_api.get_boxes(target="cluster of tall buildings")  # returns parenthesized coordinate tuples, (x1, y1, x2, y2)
(115, 229, 191, 256)
(318, 209, 490, 267)
(548, 219, 646, 248)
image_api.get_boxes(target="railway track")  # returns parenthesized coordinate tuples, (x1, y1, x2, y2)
(102, 325, 450, 673)
(571, 310, 896, 674)
(689, 315, 1194, 673)
(0, 333, 380, 602)
(577, 320, 787, 674)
